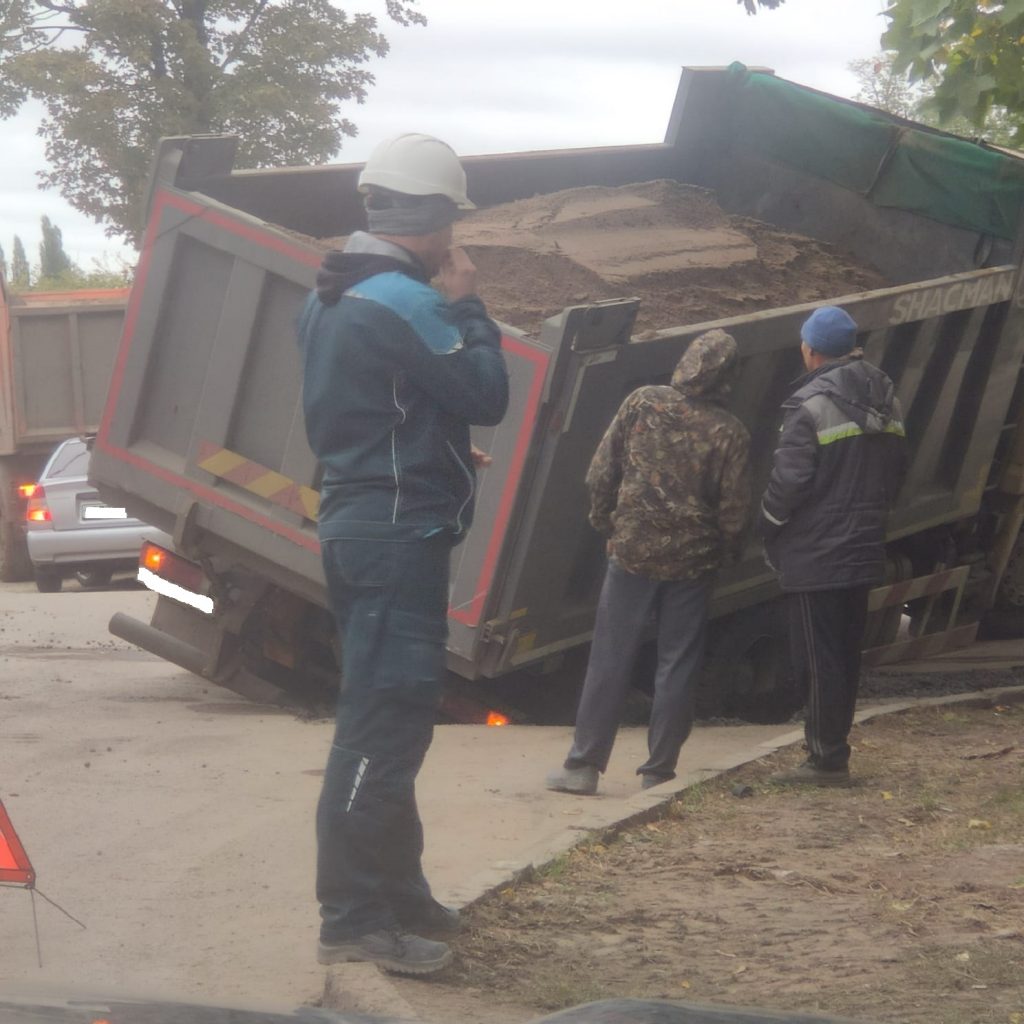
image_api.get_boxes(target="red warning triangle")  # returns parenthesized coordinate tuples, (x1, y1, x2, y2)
(0, 799, 35, 887)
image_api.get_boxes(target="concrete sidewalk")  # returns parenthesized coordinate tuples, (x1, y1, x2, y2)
(420, 719, 798, 909)
(423, 638, 1024, 911)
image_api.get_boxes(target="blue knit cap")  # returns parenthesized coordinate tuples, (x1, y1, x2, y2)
(800, 306, 858, 357)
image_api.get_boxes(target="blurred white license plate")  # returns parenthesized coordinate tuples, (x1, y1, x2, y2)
(82, 505, 128, 520)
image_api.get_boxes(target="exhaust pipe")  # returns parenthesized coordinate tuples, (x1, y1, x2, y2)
(109, 611, 209, 677)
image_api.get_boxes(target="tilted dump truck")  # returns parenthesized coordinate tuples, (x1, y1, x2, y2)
(0, 275, 130, 581)
(90, 65, 1024, 721)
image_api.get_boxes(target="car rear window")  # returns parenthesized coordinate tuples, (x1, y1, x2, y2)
(47, 441, 90, 479)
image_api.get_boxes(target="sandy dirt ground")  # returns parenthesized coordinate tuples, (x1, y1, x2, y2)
(392, 694, 1024, 1024)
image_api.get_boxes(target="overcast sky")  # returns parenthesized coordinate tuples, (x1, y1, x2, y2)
(0, 0, 890, 270)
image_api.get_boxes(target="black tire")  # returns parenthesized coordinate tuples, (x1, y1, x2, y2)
(0, 464, 34, 583)
(74, 568, 114, 589)
(34, 569, 63, 593)
(980, 522, 1024, 640)
(699, 600, 803, 724)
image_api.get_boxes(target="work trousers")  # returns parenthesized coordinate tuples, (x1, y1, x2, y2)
(316, 533, 450, 942)
(786, 586, 870, 771)
(566, 560, 713, 781)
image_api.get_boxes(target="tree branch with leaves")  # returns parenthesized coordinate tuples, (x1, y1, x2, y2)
(1, 0, 425, 245)
(883, 0, 1024, 145)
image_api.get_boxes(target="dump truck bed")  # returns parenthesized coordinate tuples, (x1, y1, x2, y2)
(0, 280, 129, 458)
(90, 65, 1024, 689)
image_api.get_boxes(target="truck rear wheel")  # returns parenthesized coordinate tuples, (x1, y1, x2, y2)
(0, 463, 34, 583)
(699, 600, 803, 724)
(983, 523, 1024, 639)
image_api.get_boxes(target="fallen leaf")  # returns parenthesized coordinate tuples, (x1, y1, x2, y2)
(733, 964, 748, 976)
(968, 819, 992, 830)
(891, 900, 914, 912)
(955, 951, 971, 962)
(678, 981, 691, 990)
(896, 817, 915, 827)
(881, 791, 894, 801)
(715, 949, 738, 958)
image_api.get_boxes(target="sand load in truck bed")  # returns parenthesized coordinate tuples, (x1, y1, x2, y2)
(311, 180, 888, 335)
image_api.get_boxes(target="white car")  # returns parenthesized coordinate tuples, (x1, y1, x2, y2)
(24, 437, 172, 593)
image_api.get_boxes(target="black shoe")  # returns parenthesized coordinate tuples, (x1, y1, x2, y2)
(317, 928, 452, 974)
(769, 761, 852, 788)
(397, 899, 461, 937)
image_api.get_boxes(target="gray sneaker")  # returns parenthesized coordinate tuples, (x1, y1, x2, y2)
(317, 928, 452, 974)
(545, 763, 599, 795)
(769, 761, 852, 788)
(640, 774, 670, 790)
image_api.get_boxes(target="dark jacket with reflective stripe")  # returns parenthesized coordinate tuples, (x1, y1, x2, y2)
(298, 233, 509, 543)
(760, 354, 906, 592)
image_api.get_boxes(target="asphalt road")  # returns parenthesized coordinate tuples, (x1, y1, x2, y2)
(0, 580, 329, 1005)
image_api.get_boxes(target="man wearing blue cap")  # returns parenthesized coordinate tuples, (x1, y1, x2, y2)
(760, 306, 906, 786)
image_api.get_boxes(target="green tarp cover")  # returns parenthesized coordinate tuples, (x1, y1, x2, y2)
(726, 63, 1024, 241)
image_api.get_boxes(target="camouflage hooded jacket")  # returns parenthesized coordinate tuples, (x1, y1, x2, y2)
(587, 329, 752, 582)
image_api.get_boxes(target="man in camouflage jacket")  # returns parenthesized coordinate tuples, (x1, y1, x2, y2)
(546, 328, 751, 795)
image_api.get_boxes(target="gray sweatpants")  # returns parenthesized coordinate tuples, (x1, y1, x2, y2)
(565, 560, 713, 781)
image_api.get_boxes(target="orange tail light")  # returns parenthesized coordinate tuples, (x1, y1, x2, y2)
(25, 487, 51, 523)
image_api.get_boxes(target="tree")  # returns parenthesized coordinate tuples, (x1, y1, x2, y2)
(851, 50, 1015, 145)
(882, 1, 1024, 145)
(0, 245, 7, 283)
(850, 53, 924, 120)
(0, 1, 425, 245)
(39, 214, 74, 279)
(11, 236, 31, 289)
(737, 0, 785, 10)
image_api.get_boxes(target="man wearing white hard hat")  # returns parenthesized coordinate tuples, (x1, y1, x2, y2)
(298, 134, 509, 974)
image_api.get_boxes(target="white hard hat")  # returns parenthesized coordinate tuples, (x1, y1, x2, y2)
(358, 133, 475, 210)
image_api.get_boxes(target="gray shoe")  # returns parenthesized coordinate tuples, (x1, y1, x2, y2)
(769, 761, 852, 788)
(545, 763, 599, 795)
(640, 774, 670, 790)
(317, 928, 452, 974)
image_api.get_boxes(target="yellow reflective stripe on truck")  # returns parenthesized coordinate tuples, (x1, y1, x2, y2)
(196, 441, 320, 522)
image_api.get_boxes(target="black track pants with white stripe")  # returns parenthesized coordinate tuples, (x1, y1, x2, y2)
(786, 586, 870, 771)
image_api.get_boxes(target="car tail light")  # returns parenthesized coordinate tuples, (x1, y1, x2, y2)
(17, 483, 38, 499)
(25, 488, 51, 523)
(138, 542, 213, 614)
